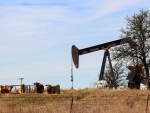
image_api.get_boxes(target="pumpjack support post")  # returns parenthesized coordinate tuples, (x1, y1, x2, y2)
(99, 49, 117, 88)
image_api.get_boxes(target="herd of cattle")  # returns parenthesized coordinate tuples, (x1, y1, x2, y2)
(0, 82, 60, 94)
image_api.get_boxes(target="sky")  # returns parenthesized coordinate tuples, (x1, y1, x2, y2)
(0, 0, 150, 89)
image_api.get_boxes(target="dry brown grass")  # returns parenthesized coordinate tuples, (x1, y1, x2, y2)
(0, 88, 150, 113)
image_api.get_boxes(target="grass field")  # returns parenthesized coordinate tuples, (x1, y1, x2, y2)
(0, 88, 150, 113)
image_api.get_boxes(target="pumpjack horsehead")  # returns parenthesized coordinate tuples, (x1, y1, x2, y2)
(72, 38, 145, 89)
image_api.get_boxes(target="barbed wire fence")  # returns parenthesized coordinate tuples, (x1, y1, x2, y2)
(0, 94, 150, 113)
(0, 90, 150, 113)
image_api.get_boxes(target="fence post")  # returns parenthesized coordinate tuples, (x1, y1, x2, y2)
(146, 94, 149, 113)
(70, 95, 73, 113)
(29, 86, 31, 93)
(15, 87, 17, 94)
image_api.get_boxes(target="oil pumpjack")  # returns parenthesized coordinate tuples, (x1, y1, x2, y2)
(71, 38, 148, 89)
(72, 38, 126, 88)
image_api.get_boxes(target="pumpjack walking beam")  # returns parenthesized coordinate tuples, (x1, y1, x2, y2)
(72, 38, 126, 68)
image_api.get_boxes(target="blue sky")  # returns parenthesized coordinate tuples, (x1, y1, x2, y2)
(0, 0, 150, 89)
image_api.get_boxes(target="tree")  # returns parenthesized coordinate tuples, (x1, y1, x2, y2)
(103, 61, 127, 87)
(111, 9, 150, 88)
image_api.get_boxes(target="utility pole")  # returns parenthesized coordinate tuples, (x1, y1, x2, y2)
(19, 78, 24, 84)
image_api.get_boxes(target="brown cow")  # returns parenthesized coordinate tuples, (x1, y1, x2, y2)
(39, 84, 44, 94)
(45, 84, 60, 94)
(0, 85, 13, 93)
(45, 84, 51, 94)
(33, 82, 39, 93)
(0, 85, 5, 94)
(33, 82, 44, 94)
(4, 85, 13, 93)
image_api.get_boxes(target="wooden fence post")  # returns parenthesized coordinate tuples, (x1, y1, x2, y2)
(146, 94, 149, 113)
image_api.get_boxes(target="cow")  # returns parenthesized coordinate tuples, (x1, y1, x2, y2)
(4, 85, 13, 93)
(17, 84, 26, 94)
(33, 82, 44, 94)
(45, 84, 51, 94)
(0, 85, 5, 94)
(0, 85, 13, 93)
(45, 84, 60, 94)
(39, 84, 44, 94)
(33, 82, 39, 93)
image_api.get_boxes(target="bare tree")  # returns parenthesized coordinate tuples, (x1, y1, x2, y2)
(104, 61, 127, 86)
(111, 9, 150, 88)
